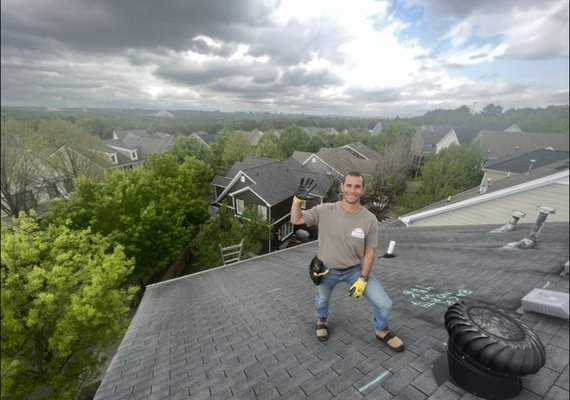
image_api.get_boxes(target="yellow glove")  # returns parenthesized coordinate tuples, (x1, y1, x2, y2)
(349, 278, 367, 298)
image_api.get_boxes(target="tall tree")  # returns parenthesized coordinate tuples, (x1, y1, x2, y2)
(1, 130, 45, 216)
(279, 125, 309, 157)
(1, 214, 137, 400)
(44, 153, 213, 287)
(220, 131, 254, 172)
(366, 136, 413, 205)
(255, 132, 283, 159)
(167, 136, 215, 167)
(418, 144, 484, 201)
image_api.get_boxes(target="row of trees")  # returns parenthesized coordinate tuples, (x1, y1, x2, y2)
(3, 104, 567, 140)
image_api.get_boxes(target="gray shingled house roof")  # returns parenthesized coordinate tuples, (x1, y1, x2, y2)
(418, 126, 453, 154)
(484, 149, 569, 174)
(217, 158, 334, 206)
(93, 222, 569, 399)
(453, 127, 482, 144)
(476, 131, 570, 160)
(343, 143, 381, 161)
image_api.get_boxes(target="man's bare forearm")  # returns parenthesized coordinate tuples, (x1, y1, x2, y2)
(291, 199, 305, 225)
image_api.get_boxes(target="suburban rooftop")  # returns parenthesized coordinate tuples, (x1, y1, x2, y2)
(94, 221, 569, 400)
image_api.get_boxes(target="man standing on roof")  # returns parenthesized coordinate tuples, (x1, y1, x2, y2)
(291, 171, 404, 352)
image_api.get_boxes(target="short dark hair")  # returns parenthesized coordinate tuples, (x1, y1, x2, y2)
(343, 171, 365, 186)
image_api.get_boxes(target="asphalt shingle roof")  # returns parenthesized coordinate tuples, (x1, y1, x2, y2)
(94, 222, 569, 400)
(484, 149, 569, 174)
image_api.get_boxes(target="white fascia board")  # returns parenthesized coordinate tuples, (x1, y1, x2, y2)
(213, 171, 256, 203)
(228, 186, 270, 207)
(302, 154, 341, 176)
(400, 169, 569, 226)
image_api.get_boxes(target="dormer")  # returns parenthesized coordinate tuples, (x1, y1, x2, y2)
(108, 152, 119, 165)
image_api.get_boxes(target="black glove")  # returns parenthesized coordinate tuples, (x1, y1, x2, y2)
(295, 178, 317, 200)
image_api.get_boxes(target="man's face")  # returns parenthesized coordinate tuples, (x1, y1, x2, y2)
(341, 175, 365, 205)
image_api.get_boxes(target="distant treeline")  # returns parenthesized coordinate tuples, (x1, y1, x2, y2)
(1, 104, 568, 139)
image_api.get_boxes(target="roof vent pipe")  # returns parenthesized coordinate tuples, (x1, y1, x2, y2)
(525, 159, 536, 175)
(528, 206, 556, 242)
(504, 206, 556, 249)
(479, 178, 493, 194)
(490, 210, 526, 233)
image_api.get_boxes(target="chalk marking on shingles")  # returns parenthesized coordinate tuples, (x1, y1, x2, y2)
(543, 281, 551, 289)
(267, 288, 281, 293)
(358, 370, 390, 393)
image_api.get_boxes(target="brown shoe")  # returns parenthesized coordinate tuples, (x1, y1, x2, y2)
(376, 329, 404, 352)
(316, 319, 328, 342)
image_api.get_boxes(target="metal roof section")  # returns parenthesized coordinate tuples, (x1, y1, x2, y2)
(400, 169, 569, 226)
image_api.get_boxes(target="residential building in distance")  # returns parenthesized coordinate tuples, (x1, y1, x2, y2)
(211, 156, 336, 251)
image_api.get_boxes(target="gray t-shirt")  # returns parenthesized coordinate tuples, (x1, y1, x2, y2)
(302, 201, 378, 269)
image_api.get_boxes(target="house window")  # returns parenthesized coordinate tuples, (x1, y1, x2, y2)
(236, 199, 245, 214)
(280, 222, 293, 240)
(257, 205, 267, 220)
(131, 150, 138, 160)
(109, 153, 118, 164)
(240, 176, 246, 183)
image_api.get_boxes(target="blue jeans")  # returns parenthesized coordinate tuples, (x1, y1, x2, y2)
(316, 266, 393, 331)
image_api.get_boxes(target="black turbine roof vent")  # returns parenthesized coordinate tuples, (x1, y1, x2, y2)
(444, 300, 546, 399)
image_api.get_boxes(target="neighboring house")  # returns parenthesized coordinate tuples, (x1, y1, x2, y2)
(1, 144, 91, 222)
(474, 131, 570, 160)
(190, 131, 216, 147)
(370, 121, 383, 136)
(435, 127, 483, 153)
(481, 149, 569, 186)
(103, 140, 143, 170)
(112, 129, 150, 141)
(104, 129, 175, 170)
(302, 127, 339, 137)
(342, 143, 381, 160)
(461, 121, 522, 132)
(396, 162, 569, 227)
(413, 125, 453, 156)
(293, 147, 378, 182)
(93, 218, 569, 400)
(435, 123, 522, 154)
(211, 156, 336, 251)
(244, 129, 264, 146)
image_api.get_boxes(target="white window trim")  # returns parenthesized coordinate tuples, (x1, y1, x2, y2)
(257, 204, 267, 220)
(236, 198, 245, 215)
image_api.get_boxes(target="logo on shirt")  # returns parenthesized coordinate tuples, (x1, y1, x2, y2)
(351, 228, 365, 239)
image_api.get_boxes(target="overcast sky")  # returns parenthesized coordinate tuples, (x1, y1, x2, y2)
(1, 0, 568, 117)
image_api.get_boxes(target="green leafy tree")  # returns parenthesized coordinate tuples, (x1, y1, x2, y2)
(331, 132, 353, 147)
(1, 213, 137, 400)
(418, 144, 484, 201)
(44, 154, 213, 287)
(305, 133, 329, 152)
(190, 205, 273, 272)
(479, 104, 504, 117)
(255, 132, 284, 159)
(279, 125, 309, 157)
(211, 131, 254, 173)
(167, 136, 215, 167)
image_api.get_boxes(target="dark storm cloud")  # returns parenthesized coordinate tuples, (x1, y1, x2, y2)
(0, 0, 275, 53)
